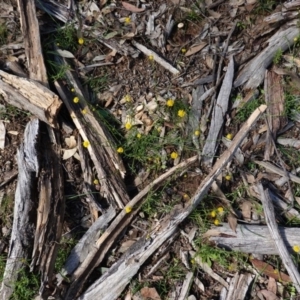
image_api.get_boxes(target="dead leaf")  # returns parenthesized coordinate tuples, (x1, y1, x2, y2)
(63, 147, 78, 160)
(259, 289, 279, 300)
(7, 131, 18, 135)
(118, 240, 136, 253)
(140, 287, 161, 300)
(228, 213, 237, 233)
(65, 136, 77, 149)
(267, 277, 277, 295)
(202, 229, 221, 239)
(250, 259, 291, 283)
(185, 42, 207, 57)
(56, 49, 75, 58)
(121, 1, 145, 12)
(240, 201, 252, 220)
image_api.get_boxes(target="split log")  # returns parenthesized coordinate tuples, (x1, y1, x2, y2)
(209, 223, 300, 255)
(76, 105, 267, 300)
(0, 119, 39, 300)
(234, 26, 299, 90)
(30, 123, 65, 297)
(0, 70, 62, 127)
(54, 68, 130, 208)
(202, 56, 234, 166)
(17, 0, 48, 85)
(257, 183, 300, 293)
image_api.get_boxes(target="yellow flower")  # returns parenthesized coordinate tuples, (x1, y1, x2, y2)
(226, 133, 233, 140)
(214, 219, 220, 226)
(190, 258, 195, 265)
(125, 122, 132, 130)
(125, 206, 132, 213)
(194, 130, 200, 136)
(124, 16, 131, 24)
(293, 245, 300, 253)
(117, 147, 124, 153)
(136, 133, 142, 139)
(170, 151, 178, 159)
(181, 48, 187, 53)
(225, 174, 232, 181)
(148, 54, 154, 61)
(81, 109, 87, 115)
(210, 210, 216, 218)
(71, 88, 75, 92)
(83, 140, 90, 148)
(78, 37, 84, 45)
(217, 207, 224, 213)
(125, 94, 132, 102)
(177, 109, 186, 118)
(183, 193, 189, 199)
(166, 99, 175, 107)
(73, 97, 79, 103)
(93, 179, 99, 185)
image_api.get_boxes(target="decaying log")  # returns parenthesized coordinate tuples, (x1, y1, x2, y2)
(0, 119, 39, 300)
(64, 155, 198, 299)
(220, 272, 254, 300)
(54, 71, 129, 209)
(30, 123, 65, 296)
(234, 26, 299, 90)
(202, 56, 234, 166)
(76, 105, 267, 300)
(209, 223, 300, 255)
(257, 183, 300, 293)
(17, 0, 48, 85)
(0, 70, 62, 127)
(264, 70, 287, 160)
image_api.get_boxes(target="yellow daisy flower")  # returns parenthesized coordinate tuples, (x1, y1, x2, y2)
(166, 99, 174, 107)
(83, 140, 90, 148)
(177, 109, 186, 118)
(78, 37, 84, 45)
(73, 97, 79, 103)
(170, 151, 178, 159)
(125, 206, 132, 213)
(117, 147, 124, 153)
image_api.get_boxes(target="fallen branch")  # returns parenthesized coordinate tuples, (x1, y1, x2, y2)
(257, 182, 300, 293)
(209, 223, 300, 255)
(76, 105, 267, 300)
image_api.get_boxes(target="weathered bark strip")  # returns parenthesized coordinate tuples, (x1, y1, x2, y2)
(234, 26, 299, 90)
(30, 124, 65, 297)
(0, 71, 62, 127)
(18, 0, 48, 85)
(36, 0, 140, 58)
(257, 183, 300, 293)
(264, 70, 287, 160)
(77, 105, 267, 300)
(209, 223, 300, 255)
(0, 119, 40, 300)
(202, 56, 234, 166)
(57, 206, 116, 285)
(64, 155, 198, 299)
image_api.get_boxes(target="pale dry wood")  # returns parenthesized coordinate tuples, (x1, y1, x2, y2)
(77, 105, 267, 300)
(0, 70, 62, 127)
(257, 183, 300, 293)
(263, 11, 299, 24)
(131, 41, 180, 75)
(254, 160, 300, 184)
(0, 119, 39, 300)
(202, 56, 234, 166)
(283, 0, 300, 11)
(36, 0, 140, 57)
(64, 155, 198, 299)
(234, 26, 299, 90)
(277, 138, 300, 149)
(223, 273, 254, 300)
(264, 70, 287, 160)
(178, 272, 194, 300)
(209, 223, 300, 255)
(17, 0, 48, 85)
